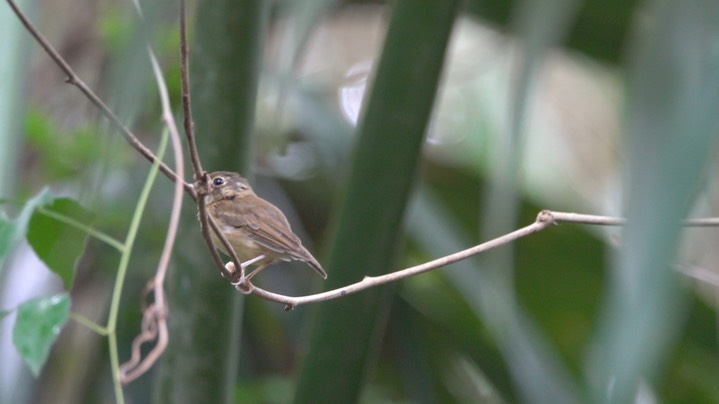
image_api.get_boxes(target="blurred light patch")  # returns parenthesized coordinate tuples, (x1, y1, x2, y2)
(424, 84, 469, 147)
(338, 60, 373, 126)
(271, 7, 623, 215)
(266, 141, 319, 180)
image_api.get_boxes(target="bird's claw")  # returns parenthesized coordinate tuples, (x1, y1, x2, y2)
(224, 261, 248, 279)
(232, 277, 254, 294)
(224, 256, 267, 293)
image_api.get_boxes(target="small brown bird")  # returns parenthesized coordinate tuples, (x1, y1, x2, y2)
(204, 171, 327, 281)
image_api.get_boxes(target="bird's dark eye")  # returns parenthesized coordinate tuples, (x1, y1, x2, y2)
(213, 177, 225, 186)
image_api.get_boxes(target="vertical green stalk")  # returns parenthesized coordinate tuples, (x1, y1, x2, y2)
(0, 4, 33, 403)
(294, 1, 461, 402)
(588, 2, 719, 402)
(106, 129, 168, 404)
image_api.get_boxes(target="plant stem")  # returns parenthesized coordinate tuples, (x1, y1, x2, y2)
(38, 207, 125, 252)
(70, 312, 109, 335)
(106, 129, 168, 404)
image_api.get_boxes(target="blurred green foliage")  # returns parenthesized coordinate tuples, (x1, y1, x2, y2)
(24, 109, 103, 182)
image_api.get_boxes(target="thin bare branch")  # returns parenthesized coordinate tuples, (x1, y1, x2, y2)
(243, 209, 719, 310)
(537, 210, 719, 227)
(5, 0, 195, 199)
(119, 303, 160, 380)
(247, 210, 555, 309)
(146, 37, 185, 325)
(180, 0, 203, 178)
(119, 299, 170, 383)
(197, 194, 242, 281)
(177, 0, 244, 282)
(540, 211, 626, 226)
(118, 4, 185, 384)
(683, 217, 719, 227)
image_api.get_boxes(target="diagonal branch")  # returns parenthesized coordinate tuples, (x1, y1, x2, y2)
(5, 0, 195, 199)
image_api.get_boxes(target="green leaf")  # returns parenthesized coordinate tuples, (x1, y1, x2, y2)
(27, 198, 91, 291)
(12, 293, 71, 376)
(0, 217, 14, 261)
(0, 308, 11, 320)
(0, 188, 53, 269)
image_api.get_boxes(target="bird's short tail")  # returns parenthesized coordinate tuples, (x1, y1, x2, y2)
(307, 256, 327, 279)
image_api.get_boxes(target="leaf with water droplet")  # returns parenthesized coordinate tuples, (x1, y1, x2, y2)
(13, 293, 71, 376)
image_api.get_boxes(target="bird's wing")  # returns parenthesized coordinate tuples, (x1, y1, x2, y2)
(213, 198, 327, 279)
(214, 199, 304, 256)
